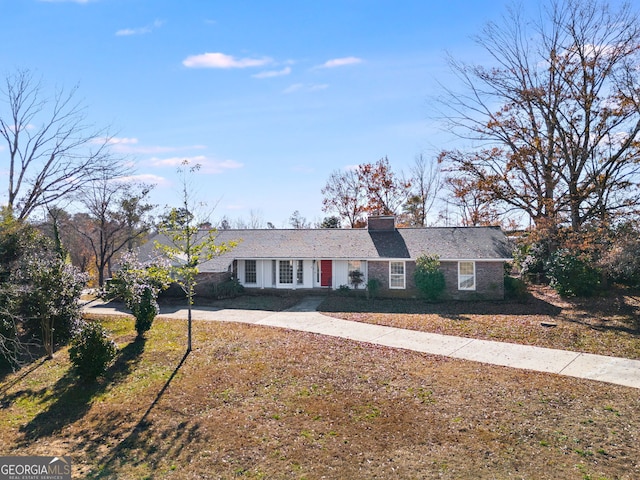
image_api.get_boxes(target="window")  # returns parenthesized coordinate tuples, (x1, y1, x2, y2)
(279, 260, 293, 284)
(389, 261, 405, 289)
(297, 260, 304, 285)
(245, 260, 257, 284)
(348, 260, 365, 288)
(458, 261, 476, 290)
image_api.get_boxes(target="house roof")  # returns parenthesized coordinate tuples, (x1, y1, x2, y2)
(142, 226, 513, 273)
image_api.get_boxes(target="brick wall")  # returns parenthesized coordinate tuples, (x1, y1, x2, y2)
(188, 261, 505, 301)
(367, 261, 389, 290)
(370, 260, 504, 300)
(440, 261, 504, 300)
(196, 272, 232, 296)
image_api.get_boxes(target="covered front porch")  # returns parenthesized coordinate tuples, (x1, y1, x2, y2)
(235, 259, 368, 290)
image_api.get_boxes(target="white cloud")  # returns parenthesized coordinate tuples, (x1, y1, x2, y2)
(252, 66, 292, 79)
(283, 83, 329, 94)
(114, 173, 170, 186)
(183, 52, 272, 69)
(107, 137, 139, 145)
(101, 137, 206, 155)
(116, 19, 164, 37)
(316, 56, 363, 69)
(150, 155, 243, 174)
(122, 145, 180, 155)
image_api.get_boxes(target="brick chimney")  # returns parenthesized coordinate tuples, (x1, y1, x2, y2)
(367, 215, 396, 230)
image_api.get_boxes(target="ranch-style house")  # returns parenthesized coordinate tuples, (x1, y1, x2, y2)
(144, 216, 513, 300)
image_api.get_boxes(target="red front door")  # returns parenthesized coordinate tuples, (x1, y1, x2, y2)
(320, 260, 332, 287)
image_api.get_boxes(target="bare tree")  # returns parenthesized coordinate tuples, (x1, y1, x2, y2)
(403, 153, 443, 226)
(438, 0, 640, 231)
(248, 209, 266, 229)
(321, 168, 366, 227)
(0, 69, 115, 220)
(444, 175, 501, 227)
(289, 210, 311, 229)
(357, 157, 411, 216)
(74, 172, 155, 286)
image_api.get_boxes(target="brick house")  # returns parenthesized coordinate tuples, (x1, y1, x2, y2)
(145, 216, 513, 300)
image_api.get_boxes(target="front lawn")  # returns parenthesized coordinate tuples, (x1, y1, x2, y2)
(1, 308, 639, 479)
(320, 285, 640, 359)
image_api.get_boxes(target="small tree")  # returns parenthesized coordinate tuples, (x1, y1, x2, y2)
(155, 161, 237, 352)
(414, 254, 446, 301)
(11, 239, 86, 359)
(106, 252, 170, 338)
(319, 216, 341, 229)
(348, 269, 364, 289)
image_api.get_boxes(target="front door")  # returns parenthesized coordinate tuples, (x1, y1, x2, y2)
(320, 260, 332, 287)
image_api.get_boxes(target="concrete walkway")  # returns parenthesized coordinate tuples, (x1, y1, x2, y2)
(84, 296, 640, 390)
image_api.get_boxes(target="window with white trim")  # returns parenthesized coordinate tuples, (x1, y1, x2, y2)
(389, 261, 405, 289)
(279, 260, 293, 284)
(458, 261, 476, 290)
(348, 260, 365, 288)
(245, 260, 257, 284)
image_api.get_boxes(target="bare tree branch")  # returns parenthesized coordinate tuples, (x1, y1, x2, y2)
(437, 0, 640, 231)
(0, 69, 118, 220)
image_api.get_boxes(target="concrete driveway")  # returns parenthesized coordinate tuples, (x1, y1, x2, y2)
(84, 296, 640, 389)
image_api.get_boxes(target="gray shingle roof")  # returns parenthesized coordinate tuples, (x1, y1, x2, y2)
(142, 226, 512, 273)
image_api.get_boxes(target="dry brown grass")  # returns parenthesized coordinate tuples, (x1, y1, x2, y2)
(0, 290, 639, 479)
(321, 285, 640, 360)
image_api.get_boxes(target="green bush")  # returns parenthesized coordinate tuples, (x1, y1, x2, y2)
(414, 254, 446, 301)
(546, 249, 601, 297)
(504, 276, 528, 300)
(132, 286, 159, 337)
(213, 277, 245, 299)
(69, 321, 117, 380)
(16, 254, 86, 342)
(366, 278, 381, 299)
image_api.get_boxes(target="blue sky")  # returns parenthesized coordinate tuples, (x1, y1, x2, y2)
(1, 0, 517, 226)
